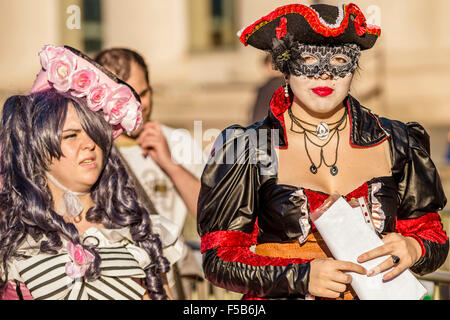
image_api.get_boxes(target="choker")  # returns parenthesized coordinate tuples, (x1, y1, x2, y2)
(46, 173, 88, 221)
(288, 107, 348, 176)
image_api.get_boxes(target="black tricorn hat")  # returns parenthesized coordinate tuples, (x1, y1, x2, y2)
(238, 3, 381, 51)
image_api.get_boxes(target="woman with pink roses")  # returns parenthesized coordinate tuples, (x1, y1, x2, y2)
(0, 45, 170, 300)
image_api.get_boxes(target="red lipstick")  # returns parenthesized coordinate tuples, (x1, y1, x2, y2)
(312, 87, 334, 97)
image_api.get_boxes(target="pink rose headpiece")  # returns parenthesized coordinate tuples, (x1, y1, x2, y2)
(30, 45, 143, 139)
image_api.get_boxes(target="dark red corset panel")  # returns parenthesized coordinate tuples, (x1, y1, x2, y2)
(256, 175, 448, 274)
(257, 176, 399, 244)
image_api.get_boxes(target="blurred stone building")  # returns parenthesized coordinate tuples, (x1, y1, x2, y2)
(0, 0, 449, 289)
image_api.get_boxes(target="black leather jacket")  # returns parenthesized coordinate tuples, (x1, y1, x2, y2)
(197, 91, 448, 299)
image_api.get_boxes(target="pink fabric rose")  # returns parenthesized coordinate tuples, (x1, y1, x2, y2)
(70, 68, 99, 98)
(39, 45, 65, 70)
(133, 104, 143, 132)
(103, 85, 133, 125)
(120, 102, 142, 134)
(87, 84, 111, 111)
(65, 242, 95, 279)
(47, 52, 77, 92)
(354, 15, 367, 37)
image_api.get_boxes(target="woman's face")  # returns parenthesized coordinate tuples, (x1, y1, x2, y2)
(288, 72, 353, 117)
(286, 44, 359, 117)
(48, 104, 103, 193)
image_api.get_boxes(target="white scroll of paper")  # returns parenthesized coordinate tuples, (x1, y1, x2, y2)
(310, 194, 427, 300)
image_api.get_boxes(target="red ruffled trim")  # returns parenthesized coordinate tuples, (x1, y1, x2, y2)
(201, 218, 259, 253)
(396, 213, 448, 244)
(345, 182, 369, 202)
(201, 229, 257, 253)
(304, 190, 329, 214)
(240, 3, 381, 45)
(216, 246, 310, 267)
(202, 184, 371, 267)
(396, 213, 449, 257)
(305, 183, 369, 232)
(269, 87, 293, 150)
(201, 219, 311, 267)
(304, 183, 368, 214)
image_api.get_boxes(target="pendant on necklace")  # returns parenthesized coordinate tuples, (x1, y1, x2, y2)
(316, 123, 330, 140)
(310, 165, 318, 175)
(330, 166, 339, 176)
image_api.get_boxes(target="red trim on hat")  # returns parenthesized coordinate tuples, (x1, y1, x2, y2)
(276, 17, 288, 39)
(240, 3, 381, 46)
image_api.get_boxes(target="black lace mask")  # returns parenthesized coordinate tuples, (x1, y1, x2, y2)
(271, 34, 361, 78)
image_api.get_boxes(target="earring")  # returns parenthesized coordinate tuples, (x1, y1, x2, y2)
(284, 82, 289, 98)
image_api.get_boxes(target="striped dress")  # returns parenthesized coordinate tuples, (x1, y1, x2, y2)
(1, 227, 153, 300)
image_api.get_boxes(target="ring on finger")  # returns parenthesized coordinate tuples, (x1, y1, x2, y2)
(391, 255, 400, 265)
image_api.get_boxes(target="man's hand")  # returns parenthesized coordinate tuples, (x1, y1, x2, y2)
(135, 121, 201, 216)
(136, 122, 175, 172)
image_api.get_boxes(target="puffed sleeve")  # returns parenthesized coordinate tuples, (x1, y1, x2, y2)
(394, 122, 448, 275)
(197, 125, 311, 298)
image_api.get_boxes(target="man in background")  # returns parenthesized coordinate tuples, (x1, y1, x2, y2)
(95, 48, 205, 299)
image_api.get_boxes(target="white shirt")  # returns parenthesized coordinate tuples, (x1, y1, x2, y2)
(117, 124, 206, 264)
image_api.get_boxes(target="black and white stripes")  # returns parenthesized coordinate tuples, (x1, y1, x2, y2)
(16, 246, 147, 300)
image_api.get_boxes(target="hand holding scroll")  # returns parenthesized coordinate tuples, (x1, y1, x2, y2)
(357, 233, 422, 281)
(308, 258, 366, 299)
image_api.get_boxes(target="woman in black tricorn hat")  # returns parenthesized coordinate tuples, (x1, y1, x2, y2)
(197, 3, 448, 300)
